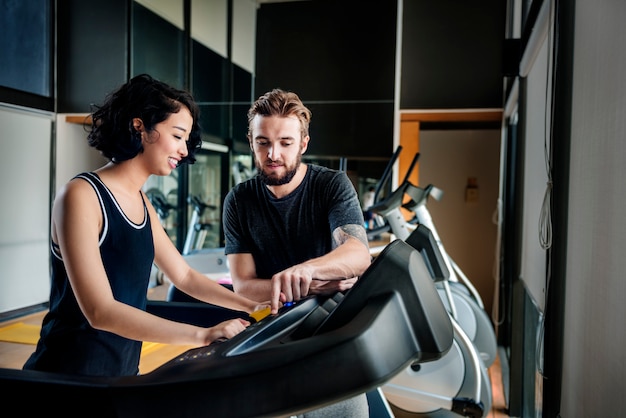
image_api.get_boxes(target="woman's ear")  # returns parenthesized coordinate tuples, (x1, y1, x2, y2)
(132, 118, 144, 132)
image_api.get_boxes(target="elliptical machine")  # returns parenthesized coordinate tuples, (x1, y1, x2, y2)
(402, 182, 497, 367)
(381, 224, 492, 417)
(368, 150, 497, 368)
(364, 151, 495, 416)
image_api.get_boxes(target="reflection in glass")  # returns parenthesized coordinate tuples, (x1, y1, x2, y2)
(145, 172, 180, 246)
(187, 151, 222, 250)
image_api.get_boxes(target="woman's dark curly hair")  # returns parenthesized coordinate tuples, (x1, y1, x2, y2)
(87, 74, 202, 164)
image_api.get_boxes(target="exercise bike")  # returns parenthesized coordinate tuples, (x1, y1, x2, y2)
(232, 160, 257, 185)
(179, 194, 230, 279)
(166, 194, 232, 302)
(145, 188, 178, 286)
(146, 191, 231, 301)
(403, 184, 483, 307)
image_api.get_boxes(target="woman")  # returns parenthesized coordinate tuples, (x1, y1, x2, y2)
(24, 74, 266, 377)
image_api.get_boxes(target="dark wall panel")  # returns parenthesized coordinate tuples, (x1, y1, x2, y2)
(306, 102, 394, 159)
(255, 1, 396, 101)
(191, 42, 251, 146)
(0, 0, 52, 99)
(401, 0, 506, 109)
(57, 0, 128, 113)
(255, 0, 397, 159)
(192, 40, 229, 141)
(132, 3, 185, 89)
(192, 41, 229, 103)
(232, 64, 253, 147)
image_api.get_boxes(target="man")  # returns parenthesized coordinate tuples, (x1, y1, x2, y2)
(223, 88, 372, 417)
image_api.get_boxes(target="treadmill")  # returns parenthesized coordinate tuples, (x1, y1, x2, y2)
(0, 239, 453, 418)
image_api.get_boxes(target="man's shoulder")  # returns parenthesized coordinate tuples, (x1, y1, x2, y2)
(308, 164, 343, 181)
(305, 165, 355, 198)
(232, 176, 261, 192)
(308, 164, 337, 174)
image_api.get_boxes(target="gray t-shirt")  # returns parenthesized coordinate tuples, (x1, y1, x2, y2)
(223, 164, 364, 278)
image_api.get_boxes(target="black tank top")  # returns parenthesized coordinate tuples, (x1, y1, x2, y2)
(23, 172, 154, 377)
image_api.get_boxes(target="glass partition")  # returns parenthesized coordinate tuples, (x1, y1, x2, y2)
(186, 151, 223, 250)
(144, 172, 180, 245)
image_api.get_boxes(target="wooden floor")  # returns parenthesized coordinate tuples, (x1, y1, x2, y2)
(0, 281, 509, 417)
(487, 350, 510, 418)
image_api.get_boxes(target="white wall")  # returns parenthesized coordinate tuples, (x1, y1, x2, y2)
(54, 115, 108, 194)
(135, 0, 184, 30)
(513, 3, 554, 413)
(0, 110, 107, 314)
(561, 0, 626, 415)
(519, 31, 551, 314)
(0, 106, 54, 312)
(231, 0, 257, 73)
(419, 129, 501, 316)
(192, 0, 228, 57)
(191, 0, 257, 74)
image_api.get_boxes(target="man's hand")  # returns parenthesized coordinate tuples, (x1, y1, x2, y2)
(269, 265, 315, 314)
(269, 269, 360, 314)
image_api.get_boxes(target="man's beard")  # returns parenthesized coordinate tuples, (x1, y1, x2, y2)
(256, 153, 302, 186)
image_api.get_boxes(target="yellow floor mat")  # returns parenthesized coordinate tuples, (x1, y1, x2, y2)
(0, 322, 40, 344)
(0, 322, 166, 353)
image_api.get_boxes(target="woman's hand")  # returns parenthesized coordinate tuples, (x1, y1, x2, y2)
(200, 318, 250, 346)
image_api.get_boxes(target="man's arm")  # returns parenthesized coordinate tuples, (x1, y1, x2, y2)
(227, 253, 274, 302)
(229, 224, 371, 314)
(304, 223, 371, 280)
(268, 224, 371, 313)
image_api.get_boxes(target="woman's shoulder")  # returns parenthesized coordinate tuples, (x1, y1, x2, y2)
(54, 173, 101, 206)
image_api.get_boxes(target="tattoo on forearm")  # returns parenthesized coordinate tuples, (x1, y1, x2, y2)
(332, 224, 369, 249)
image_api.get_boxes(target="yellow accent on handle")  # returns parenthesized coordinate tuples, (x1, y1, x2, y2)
(249, 306, 272, 322)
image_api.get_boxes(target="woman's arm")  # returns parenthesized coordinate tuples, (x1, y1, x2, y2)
(54, 182, 257, 347)
(147, 193, 265, 314)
